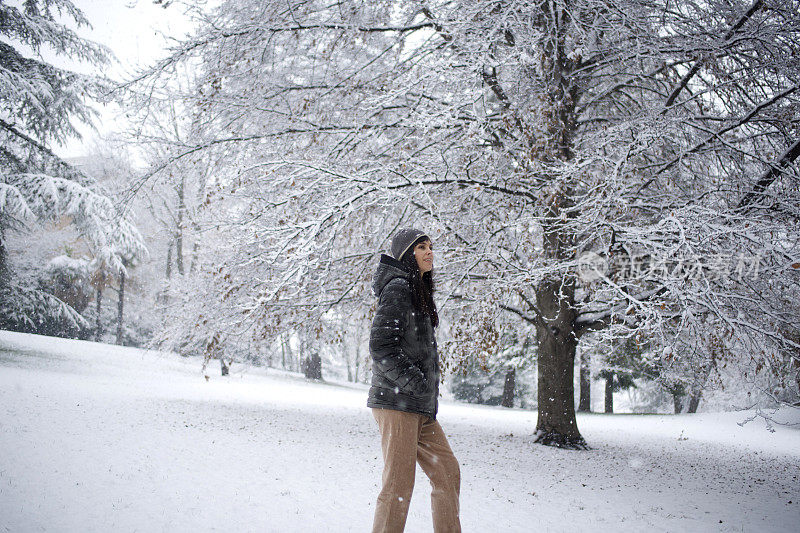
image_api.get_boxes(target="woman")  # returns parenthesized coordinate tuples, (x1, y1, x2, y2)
(367, 228, 461, 533)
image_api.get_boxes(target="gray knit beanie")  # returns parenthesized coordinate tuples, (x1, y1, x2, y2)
(391, 228, 429, 261)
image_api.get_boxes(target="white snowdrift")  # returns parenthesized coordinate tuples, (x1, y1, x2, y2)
(1, 330, 798, 532)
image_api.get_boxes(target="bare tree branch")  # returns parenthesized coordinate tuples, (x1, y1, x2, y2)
(663, 0, 764, 110)
(738, 137, 800, 212)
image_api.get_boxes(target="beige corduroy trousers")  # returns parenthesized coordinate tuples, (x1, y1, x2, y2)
(371, 408, 461, 533)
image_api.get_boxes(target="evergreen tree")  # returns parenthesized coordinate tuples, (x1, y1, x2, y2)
(0, 0, 146, 337)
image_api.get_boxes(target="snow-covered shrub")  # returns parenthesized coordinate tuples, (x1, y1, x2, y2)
(38, 255, 92, 313)
(450, 358, 533, 408)
(0, 283, 91, 339)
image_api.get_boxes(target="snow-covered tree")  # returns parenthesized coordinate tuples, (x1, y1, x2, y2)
(128, 0, 800, 447)
(450, 329, 534, 408)
(0, 0, 147, 336)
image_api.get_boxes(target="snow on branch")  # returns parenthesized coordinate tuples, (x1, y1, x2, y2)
(2, 173, 147, 274)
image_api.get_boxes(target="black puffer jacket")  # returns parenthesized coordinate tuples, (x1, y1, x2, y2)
(367, 254, 439, 419)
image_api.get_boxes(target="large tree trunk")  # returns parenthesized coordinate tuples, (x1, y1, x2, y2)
(531, 0, 586, 449)
(605, 373, 614, 413)
(687, 390, 702, 413)
(673, 393, 684, 414)
(501, 367, 516, 408)
(116, 269, 125, 345)
(578, 348, 591, 412)
(534, 278, 587, 449)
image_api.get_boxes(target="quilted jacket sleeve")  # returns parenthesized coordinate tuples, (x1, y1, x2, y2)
(369, 278, 427, 395)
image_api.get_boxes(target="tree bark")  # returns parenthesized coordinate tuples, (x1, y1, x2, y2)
(116, 269, 125, 345)
(166, 240, 173, 279)
(95, 285, 103, 341)
(345, 348, 353, 382)
(673, 393, 684, 414)
(605, 373, 614, 413)
(190, 240, 200, 274)
(0, 231, 8, 287)
(283, 334, 295, 370)
(344, 318, 353, 382)
(534, 278, 587, 449)
(578, 348, 591, 412)
(795, 372, 800, 406)
(175, 175, 185, 276)
(501, 367, 516, 408)
(531, 1, 586, 449)
(354, 342, 361, 383)
(687, 390, 702, 413)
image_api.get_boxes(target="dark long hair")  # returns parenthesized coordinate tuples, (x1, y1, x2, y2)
(399, 237, 439, 328)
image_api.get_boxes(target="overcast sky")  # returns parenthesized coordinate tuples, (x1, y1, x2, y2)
(54, 0, 198, 158)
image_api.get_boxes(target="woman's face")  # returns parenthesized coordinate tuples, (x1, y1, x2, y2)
(413, 239, 433, 274)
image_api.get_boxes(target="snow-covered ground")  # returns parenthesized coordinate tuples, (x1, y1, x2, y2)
(1, 330, 798, 532)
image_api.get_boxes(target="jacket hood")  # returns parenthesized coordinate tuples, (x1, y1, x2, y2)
(372, 254, 411, 297)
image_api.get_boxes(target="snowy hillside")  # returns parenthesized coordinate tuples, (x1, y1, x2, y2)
(1, 330, 798, 532)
